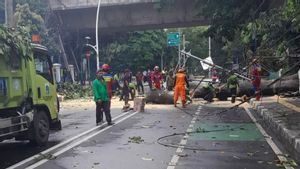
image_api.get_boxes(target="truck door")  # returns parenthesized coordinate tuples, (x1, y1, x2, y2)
(33, 51, 58, 119)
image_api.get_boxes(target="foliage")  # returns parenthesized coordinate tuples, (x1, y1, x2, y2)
(14, 3, 44, 34)
(0, 1, 4, 24)
(194, 0, 300, 73)
(0, 26, 33, 61)
(180, 27, 210, 73)
(198, 0, 266, 41)
(238, 0, 300, 72)
(15, 0, 49, 17)
(13, 1, 61, 58)
(98, 30, 175, 73)
(128, 136, 144, 144)
(58, 83, 92, 100)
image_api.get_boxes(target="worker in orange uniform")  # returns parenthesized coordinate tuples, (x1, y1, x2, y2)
(102, 64, 113, 106)
(173, 68, 189, 108)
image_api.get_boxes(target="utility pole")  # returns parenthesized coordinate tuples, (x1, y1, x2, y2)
(182, 34, 187, 68)
(177, 29, 181, 70)
(5, 0, 14, 27)
(208, 37, 212, 78)
(95, 0, 102, 70)
(181, 51, 251, 81)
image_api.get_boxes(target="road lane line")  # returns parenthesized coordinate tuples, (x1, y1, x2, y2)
(25, 111, 139, 169)
(176, 148, 184, 153)
(167, 105, 201, 169)
(8, 111, 131, 169)
(243, 105, 294, 169)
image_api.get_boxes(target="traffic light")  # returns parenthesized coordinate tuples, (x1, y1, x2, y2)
(85, 50, 91, 60)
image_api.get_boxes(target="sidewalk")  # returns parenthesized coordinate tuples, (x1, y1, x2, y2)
(250, 96, 300, 162)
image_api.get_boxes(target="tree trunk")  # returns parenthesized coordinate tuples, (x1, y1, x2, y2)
(145, 74, 299, 104)
(145, 90, 174, 104)
(194, 74, 299, 100)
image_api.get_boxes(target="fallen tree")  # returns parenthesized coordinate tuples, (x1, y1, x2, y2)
(145, 73, 299, 104)
(145, 90, 174, 104)
(194, 74, 299, 100)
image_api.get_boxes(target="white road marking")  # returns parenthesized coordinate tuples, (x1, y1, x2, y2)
(26, 111, 139, 169)
(176, 148, 184, 153)
(8, 111, 133, 169)
(243, 105, 294, 169)
(186, 128, 193, 132)
(179, 139, 187, 145)
(166, 106, 201, 169)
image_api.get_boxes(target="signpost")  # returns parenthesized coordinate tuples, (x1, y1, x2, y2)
(167, 32, 180, 46)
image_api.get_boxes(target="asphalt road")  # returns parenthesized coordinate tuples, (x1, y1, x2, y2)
(0, 99, 124, 169)
(1, 99, 295, 169)
(26, 102, 291, 169)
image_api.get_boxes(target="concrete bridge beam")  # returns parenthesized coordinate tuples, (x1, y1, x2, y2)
(50, 0, 207, 33)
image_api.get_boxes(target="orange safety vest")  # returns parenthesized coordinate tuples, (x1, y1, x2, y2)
(175, 72, 186, 86)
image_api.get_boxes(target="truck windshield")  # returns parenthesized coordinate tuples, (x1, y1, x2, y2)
(34, 52, 53, 84)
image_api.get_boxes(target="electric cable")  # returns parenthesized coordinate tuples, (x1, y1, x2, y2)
(161, 96, 271, 152)
(157, 124, 251, 152)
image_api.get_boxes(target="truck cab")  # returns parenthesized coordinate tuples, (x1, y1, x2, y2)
(0, 43, 61, 145)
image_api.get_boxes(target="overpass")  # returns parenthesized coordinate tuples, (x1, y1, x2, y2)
(48, 0, 284, 73)
(49, 0, 284, 34)
(49, 0, 208, 34)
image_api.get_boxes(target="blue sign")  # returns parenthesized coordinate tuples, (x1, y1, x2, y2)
(45, 84, 50, 95)
(0, 78, 7, 96)
(167, 32, 180, 46)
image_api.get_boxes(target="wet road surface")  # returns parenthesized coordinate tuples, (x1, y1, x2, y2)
(0, 99, 124, 169)
(21, 101, 291, 169)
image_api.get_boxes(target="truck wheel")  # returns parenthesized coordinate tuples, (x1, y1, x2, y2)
(30, 110, 49, 146)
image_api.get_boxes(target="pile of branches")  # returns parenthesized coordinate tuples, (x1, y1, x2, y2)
(57, 83, 92, 100)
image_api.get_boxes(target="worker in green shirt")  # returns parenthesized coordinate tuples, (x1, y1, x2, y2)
(92, 70, 113, 126)
(203, 82, 214, 102)
(227, 71, 239, 103)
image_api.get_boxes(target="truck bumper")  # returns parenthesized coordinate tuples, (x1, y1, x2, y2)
(0, 115, 29, 139)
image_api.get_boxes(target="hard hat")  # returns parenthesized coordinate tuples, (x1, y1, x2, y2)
(257, 67, 261, 71)
(102, 64, 110, 71)
(154, 66, 159, 70)
(178, 68, 185, 73)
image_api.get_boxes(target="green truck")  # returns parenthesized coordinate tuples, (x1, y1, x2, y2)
(0, 43, 61, 146)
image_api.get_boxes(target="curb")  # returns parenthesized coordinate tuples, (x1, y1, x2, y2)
(249, 98, 300, 162)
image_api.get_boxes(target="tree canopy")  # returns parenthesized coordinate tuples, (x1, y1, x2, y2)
(0, 26, 33, 61)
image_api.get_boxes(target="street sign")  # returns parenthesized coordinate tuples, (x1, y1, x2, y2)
(167, 32, 180, 46)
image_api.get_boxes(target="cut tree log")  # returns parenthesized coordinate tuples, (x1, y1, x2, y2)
(145, 90, 174, 104)
(145, 74, 299, 104)
(193, 74, 299, 100)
